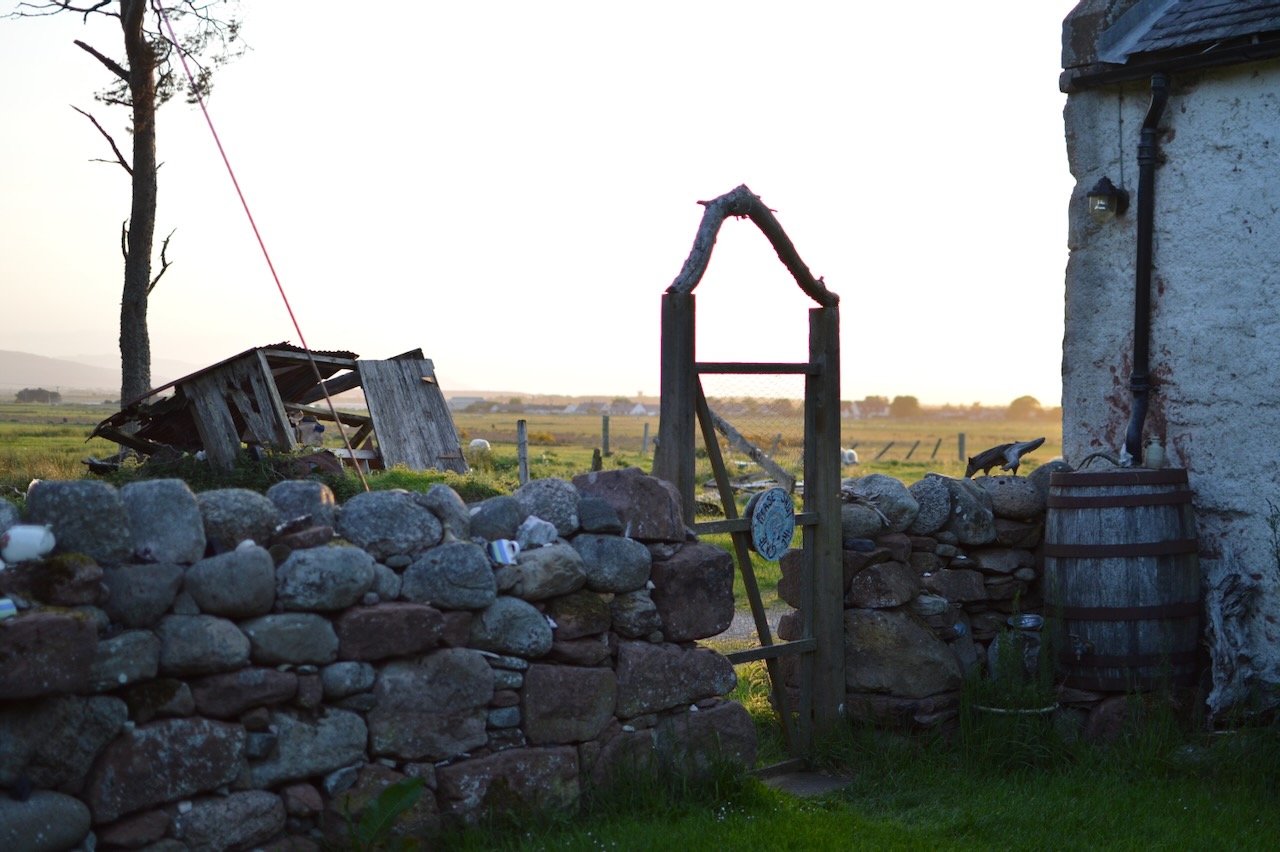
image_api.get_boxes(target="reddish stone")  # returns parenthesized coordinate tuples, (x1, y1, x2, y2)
(295, 673, 323, 709)
(876, 533, 912, 563)
(777, 610, 805, 641)
(0, 611, 97, 699)
(908, 535, 939, 552)
(336, 603, 444, 661)
(439, 611, 473, 647)
(86, 717, 246, 823)
(324, 764, 440, 844)
(781, 547, 893, 608)
(908, 551, 942, 573)
(491, 689, 521, 708)
(0, 554, 104, 606)
(96, 808, 171, 848)
(190, 668, 298, 719)
(920, 568, 988, 602)
(649, 542, 734, 643)
(656, 700, 758, 774)
(994, 518, 1042, 548)
(1084, 695, 1132, 744)
(845, 689, 962, 728)
(583, 727, 657, 789)
(545, 590, 611, 640)
(547, 636, 611, 666)
(614, 642, 736, 718)
(281, 783, 323, 817)
(845, 561, 919, 609)
(436, 746, 580, 822)
(571, 467, 686, 543)
(522, 664, 616, 744)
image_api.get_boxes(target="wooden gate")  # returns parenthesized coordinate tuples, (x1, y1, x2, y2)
(651, 185, 844, 762)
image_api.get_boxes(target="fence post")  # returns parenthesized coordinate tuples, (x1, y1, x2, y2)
(931, 437, 942, 459)
(517, 419, 529, 485)
(602, 415, 611, 457)
(642, 422, 650, 454)
(958, 432, 966, 462)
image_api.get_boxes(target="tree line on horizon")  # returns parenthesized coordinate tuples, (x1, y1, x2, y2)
(455, 394, 1055, 420)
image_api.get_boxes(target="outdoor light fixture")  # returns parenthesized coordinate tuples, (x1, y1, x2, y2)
(1087, 176, 1129, 223)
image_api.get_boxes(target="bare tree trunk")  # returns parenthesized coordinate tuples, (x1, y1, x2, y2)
(119, 0, 155, 405)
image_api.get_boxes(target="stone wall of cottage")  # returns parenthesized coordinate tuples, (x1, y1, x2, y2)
(0, 468, 754, 852)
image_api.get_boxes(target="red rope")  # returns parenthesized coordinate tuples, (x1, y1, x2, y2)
(154, 1, 369, 489)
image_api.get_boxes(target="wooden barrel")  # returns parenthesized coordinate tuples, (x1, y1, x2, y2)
(1043, 468, 1200, 691)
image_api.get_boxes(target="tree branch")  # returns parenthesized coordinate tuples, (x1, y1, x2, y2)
(71, 105, 132, 174)
(10, 1, 116, 23)
(73, 38, 128, 81)
(148, 229, 175, 294)
(667, 184, 840, 307)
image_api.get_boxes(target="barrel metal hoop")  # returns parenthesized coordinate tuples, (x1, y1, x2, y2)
(1053, 601, 1201, 620)
(1063, 672, 1198, 691)
(1046, 490, 1193, 509)
(1042, 538, 1199, 558)
(1062, 649, 1199, 668)
(1050, 469, 1189, 487)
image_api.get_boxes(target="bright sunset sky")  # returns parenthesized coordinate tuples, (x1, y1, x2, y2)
(1, 1, 1081, 405)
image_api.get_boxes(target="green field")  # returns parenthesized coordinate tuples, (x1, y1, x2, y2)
(0, 400, 1060, 509)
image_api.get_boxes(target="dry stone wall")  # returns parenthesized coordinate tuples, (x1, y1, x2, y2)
(0, 468, 754, 852)
(777, 468, 1068, 729)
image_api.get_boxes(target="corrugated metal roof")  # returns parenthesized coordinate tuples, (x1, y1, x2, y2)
(1129, 0, 1280, 54)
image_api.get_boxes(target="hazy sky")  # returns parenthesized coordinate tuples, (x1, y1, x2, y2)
(1, 1, 1080, 405)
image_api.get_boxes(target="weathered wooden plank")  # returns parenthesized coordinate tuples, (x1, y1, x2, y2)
(186, 372, 243, 471)
(283, 402, 371, 427)
(295, 348, 424, 405)
(706, 406, 796, 493)
(259, 349, 358, 369)
(695, 362, 818, 375)
(725, 638, 816, 665)
(357, 359, 468, 473)
(226, 352, 296, 450)
(807, 305, 845, 732)
(652, 292, 697, 524)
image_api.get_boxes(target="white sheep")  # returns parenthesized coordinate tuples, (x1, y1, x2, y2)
(469, 439, 492, 451)
(841, 448, 859, 466)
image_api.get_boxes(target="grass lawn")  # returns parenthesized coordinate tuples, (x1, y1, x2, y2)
(445, 715, 1280, 851)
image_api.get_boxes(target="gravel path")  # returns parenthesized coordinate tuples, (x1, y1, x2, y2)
(716, 608, 786, 643)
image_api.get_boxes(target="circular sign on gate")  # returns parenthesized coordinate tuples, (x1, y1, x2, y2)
(745, 487, 795, 561)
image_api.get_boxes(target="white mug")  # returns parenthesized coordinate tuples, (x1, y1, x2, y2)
(1, 524, 56, 563)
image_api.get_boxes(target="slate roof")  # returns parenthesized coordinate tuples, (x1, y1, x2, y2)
(1133, 0, 1280, 53)
(1102, 0, 1280, 63)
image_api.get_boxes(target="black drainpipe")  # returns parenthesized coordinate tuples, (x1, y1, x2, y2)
(1124, 72, 1170, 465)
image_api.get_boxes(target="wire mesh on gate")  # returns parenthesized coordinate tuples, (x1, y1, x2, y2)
(697, 373, 807, 504)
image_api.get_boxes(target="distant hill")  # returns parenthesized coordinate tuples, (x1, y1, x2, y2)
(0, 350, 203, 398)
(0, 351, 120, 393)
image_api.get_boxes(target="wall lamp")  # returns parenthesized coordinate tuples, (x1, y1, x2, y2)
(1087, 176, 1129, 223)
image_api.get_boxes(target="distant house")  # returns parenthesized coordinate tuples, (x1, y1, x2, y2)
(855, 397, 890, 418)
(1062, 0, 1280, 702)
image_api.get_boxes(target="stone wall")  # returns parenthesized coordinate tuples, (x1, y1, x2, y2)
(0, 468, 755, 852)
(776, 470, 1066, 729)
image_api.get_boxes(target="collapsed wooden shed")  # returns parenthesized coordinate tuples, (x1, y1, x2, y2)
(90, 343, 467, 474)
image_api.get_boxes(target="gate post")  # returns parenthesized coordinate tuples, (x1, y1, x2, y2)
(807, 305, 845, 729)
(653, 292, 697, 525)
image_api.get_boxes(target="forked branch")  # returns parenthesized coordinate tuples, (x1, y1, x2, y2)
(667, 184, 839, 307)
(72, 105, 131, 174)
(148, 229, 176, 294)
